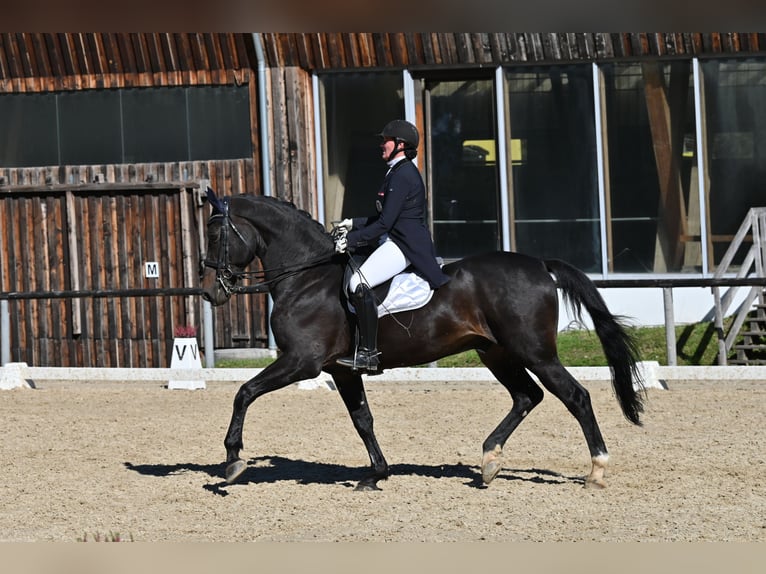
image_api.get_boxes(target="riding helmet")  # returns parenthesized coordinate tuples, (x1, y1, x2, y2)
(378, 119, 419, 149)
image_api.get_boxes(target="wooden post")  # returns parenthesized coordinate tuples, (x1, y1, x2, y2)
(663, 287, 677, 366)
(643, 62, 689, 272)
(65, 191, 82, 335)
(179, 187, 196, 329)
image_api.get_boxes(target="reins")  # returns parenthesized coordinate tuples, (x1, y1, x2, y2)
(201, 199, 335, 295)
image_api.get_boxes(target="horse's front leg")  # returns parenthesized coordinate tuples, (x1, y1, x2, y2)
(331, 370, 389, 491)
(224, 355, 320, 483)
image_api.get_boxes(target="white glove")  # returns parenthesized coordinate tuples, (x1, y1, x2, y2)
(334, 218, 353, 231)
(334, 234, 348, 254)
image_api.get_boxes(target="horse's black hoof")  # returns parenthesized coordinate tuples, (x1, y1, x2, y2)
(225, 459, 247, 483)
(354, 481, 382, 492)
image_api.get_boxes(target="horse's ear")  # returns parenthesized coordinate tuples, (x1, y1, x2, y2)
(206, 186, 226, 214)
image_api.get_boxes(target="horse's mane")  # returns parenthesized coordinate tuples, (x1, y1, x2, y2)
(235, 194, 333, 250)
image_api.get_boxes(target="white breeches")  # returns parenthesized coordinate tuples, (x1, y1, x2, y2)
(348, 238, 410, 293)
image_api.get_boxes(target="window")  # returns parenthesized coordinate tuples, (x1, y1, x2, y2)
(701, 58, 766, 269)
(0, 85, 252, 168)
(122, 88, 189, 163)
(506, 66, 601, 272)
(59, 90, 122, 165)
(319, 72, 403, 224)
(0, 93, 58, 167)
(603, 62, 698, 273)
(428, 78, 500, 258)
(188, 85, 252, 160)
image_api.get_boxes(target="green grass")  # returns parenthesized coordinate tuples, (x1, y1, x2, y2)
(215, 320, 727, 368)
(214, 357, 276, 368)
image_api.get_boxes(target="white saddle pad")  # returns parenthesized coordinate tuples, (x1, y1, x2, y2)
(343, 268, 434, 317)
(376, 272, 434, 317)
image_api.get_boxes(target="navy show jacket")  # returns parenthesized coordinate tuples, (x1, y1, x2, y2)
(346, 158, 450, 289)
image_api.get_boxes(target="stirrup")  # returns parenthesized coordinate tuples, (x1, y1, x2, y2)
(337, 349, 381, 374)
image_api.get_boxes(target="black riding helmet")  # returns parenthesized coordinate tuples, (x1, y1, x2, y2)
(379, 119, 419, 161)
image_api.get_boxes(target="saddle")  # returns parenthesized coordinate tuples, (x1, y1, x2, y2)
(343, 260, 435, 317)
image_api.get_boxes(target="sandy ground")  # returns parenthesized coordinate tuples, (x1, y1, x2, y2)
(0, 376, 764, 542)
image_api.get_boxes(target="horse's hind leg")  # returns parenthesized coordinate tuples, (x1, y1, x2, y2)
(479, 348, 545, 485)
(528, 359, 609, 488)
(331, 370, 389, 491)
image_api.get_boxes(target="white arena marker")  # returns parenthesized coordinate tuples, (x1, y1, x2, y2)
(168, 337, 205, 390)
(0, 362, 32, 390)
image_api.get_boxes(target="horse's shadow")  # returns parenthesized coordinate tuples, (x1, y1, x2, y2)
(123, 457, 583, 496)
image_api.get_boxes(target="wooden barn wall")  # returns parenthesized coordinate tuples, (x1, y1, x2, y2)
(263, 33, 766, 69)
(265, 65, 317, 213)
(0, 33, 253, 92)
(0, 159, 267, 368)
(2, 34, 764, 89)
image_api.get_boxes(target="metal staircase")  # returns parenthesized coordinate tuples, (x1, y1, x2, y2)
(713, 207, 766, 365)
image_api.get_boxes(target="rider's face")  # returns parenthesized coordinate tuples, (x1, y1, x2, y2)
(380, 137, 398, 160)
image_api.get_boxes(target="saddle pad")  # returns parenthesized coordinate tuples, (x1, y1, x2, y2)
(376, 272, 434, 317)
(343, 267, 434, 317)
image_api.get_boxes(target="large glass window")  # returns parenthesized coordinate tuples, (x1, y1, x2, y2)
(506, 66, 601, 272)
(428, 78, 500, 258)
(0, 85, 251, 168)
(701, 58, 766, 269)
(58, 89, 123, 165)
(0, 93, 58, 167)
(188, 85, 252, 160)
(122, 88, 189, 163)
(320, 72, 403, 223)
(603, 62, 698, 273)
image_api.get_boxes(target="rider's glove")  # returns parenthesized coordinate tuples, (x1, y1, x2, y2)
(333, 218, 353, 231)
(334, 234, 348, 254)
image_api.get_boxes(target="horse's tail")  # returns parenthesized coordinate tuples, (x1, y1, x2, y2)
(544, 258, 646, 426)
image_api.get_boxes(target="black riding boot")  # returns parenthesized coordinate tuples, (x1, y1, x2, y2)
(337, 284, 381, 373)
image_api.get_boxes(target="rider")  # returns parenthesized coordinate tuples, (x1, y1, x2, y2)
(333, 119, 450, 374)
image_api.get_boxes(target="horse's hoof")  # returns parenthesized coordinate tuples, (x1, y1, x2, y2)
(482, 459, 502, 485)
(584, 477, 607, 489)
(225, 459, 247, 483)
(354, 481, 382, 492)
(481, 446, 503, 484)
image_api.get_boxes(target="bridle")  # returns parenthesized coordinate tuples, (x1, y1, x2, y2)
(200, 197, 335, 296)
(200, 200, 255, 297)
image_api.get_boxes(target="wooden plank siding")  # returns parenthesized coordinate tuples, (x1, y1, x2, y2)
(0, 160, 267, 367)
(0, 33, 252, 91)
(259, 33, 766, 69)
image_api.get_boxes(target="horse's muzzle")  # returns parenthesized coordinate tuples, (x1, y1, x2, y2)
(200, 269, 233, 306)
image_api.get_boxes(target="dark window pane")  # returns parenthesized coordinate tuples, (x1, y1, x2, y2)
(121, 87, 188, 162)
(702, 59, 766, 270)
(516, 221, 601, 271)
(506, 66, 601, 272)
(0, 93, 58, 167)
(320, 72, 403, 222)
(429, 78, 500, 258)
(433, 221, 498, 259)
(188, 85, 251, 160)
(58, 90, 122, 165)
(603, 62, 698, 273)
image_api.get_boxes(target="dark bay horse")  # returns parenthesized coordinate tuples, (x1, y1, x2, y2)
(200, 189, 645, 491)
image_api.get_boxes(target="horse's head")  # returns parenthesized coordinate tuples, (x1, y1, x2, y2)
(200, 187, 259, 305)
